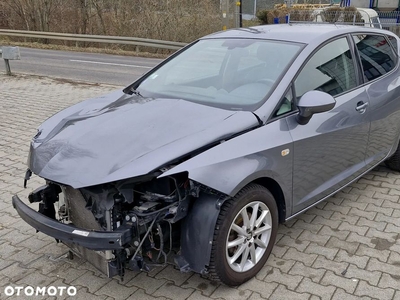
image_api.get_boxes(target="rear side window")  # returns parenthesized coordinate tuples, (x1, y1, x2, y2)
(388, 35, 399, 55)
(353, 34, 396, 82)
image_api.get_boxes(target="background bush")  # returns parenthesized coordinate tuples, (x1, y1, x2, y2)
(0, 0, 224, 52)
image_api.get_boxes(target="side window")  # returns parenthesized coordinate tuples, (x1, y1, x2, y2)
(295, 37, 357, 98)
(353, 34, 395, 82)
(274, 88, 294, 117)
(388, 35, 398, 56)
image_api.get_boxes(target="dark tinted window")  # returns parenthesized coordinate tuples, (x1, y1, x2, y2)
(353, 34, 395, 81)
(295, 37, 357, 98)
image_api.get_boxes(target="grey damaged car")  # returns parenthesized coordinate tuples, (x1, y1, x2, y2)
(12, 24, 400, 286)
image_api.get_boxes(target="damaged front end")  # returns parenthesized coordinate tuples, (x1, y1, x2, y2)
(11, 89, 262, 281)
(12, 171, 218, 279)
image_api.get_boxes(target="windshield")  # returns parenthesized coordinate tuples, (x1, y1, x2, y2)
(135, 39, 302, 110)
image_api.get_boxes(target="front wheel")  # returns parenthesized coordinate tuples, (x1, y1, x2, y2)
(209, 184, 278, 286)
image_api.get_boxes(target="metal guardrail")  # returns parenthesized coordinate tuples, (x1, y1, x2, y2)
(0, 29, 187, 50)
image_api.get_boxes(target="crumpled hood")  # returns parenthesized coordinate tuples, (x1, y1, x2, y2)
(28, 90, 258, 188)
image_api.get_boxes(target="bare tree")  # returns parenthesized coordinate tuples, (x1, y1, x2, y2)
(5, 0, 61, 31)
(2, 0, 224, 50)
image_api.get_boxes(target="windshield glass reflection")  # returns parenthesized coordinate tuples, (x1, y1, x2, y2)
(137, 39, 301, 110)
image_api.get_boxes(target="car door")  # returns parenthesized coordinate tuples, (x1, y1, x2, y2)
(351, 34, 400, 167)
(286, 36, 371, 214)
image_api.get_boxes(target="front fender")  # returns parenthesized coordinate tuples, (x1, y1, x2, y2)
(160, 119, 293, 216)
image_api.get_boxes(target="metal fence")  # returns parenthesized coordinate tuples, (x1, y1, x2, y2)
(267, 10, 400, 36)
(240, 0, 333, 20)
(377, 11, 400, 27)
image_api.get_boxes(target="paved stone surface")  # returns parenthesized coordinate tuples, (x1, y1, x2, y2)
(1, 73, 400, 299)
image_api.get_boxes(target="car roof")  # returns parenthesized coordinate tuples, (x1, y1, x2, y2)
(203, 24, 393, 44)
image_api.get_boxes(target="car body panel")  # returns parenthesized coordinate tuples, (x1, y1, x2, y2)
(288, 87, 371, 212)
(365, 70, 400, 167)
(28, 93, 259, 188)
(161, 119, 293, 215)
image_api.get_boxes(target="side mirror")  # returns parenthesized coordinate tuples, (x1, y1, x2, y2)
(296, 90, 336, 125)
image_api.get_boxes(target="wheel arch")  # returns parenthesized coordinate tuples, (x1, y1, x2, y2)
(178, 176, 288, 275)
(251, 177, 286, 223)
(227, 171, 290, 222)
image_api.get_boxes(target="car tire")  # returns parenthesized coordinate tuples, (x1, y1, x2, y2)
(385, 142, 400, 171)
(209, 184, 278, 286)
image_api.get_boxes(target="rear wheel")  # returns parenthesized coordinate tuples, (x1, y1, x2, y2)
(209, 184, 278, 286)
(385, 142, 400, 171)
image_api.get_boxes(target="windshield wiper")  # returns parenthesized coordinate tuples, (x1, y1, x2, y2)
(122, 84, 144, 97)
(131, 89, 144, 97)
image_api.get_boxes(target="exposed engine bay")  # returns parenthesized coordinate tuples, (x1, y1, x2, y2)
(24, 171, 210, 279)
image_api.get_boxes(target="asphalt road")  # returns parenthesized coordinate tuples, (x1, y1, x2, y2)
(2, 47, 163, 86)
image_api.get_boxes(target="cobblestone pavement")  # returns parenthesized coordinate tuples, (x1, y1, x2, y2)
(1, 74, 400, 300)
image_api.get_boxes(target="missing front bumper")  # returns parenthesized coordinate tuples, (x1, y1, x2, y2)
(12, 195, 133, 251)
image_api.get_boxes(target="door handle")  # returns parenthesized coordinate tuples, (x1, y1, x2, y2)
(355, 101, 369, 113)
